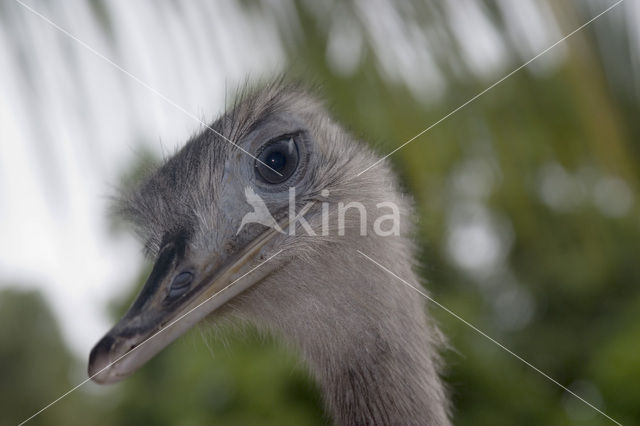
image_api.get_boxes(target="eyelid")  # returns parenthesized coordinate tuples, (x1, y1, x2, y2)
(255, 131, 303, 156)
(167, 271, 194, 299)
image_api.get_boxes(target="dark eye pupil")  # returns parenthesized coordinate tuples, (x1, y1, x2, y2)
(266, 151, 286, 171)
(255, 137, 300, 184)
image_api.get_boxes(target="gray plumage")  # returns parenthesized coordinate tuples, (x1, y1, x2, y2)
(115, 81, 451, 425)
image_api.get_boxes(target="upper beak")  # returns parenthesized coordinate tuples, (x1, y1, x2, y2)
(88, 228, 280, 384)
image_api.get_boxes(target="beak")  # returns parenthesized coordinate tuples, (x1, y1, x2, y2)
(88, 228, 281, 384)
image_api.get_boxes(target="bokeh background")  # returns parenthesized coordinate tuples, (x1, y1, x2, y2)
(1, 0, 639, 425)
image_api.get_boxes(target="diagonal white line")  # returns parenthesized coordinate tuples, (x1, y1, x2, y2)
(14, 0, 282, 177)
(356, 250, 622, 426)
(17, 249, 284, 426)
(355, 0, 625, 177)
(13, 1, 626, 425)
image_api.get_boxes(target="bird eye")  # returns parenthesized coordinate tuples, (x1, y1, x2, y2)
(255, 137, 299, 184)
(168, 271, 193, 298)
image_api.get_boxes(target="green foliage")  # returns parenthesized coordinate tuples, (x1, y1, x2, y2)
(270, 1, 640, 424)
(0, 289, 108, 426)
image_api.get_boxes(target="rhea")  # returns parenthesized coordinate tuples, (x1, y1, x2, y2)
(88, 83, 451, 425)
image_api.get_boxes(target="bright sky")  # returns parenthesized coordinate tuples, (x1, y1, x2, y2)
(0, 0, 284, 357)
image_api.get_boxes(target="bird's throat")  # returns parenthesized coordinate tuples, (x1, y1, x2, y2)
(310, 321, 451, 426)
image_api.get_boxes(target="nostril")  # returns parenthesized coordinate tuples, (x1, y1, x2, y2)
(168, 271, 193, 298)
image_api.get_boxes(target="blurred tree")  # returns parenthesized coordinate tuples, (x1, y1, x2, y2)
(2, 1, 639, 425)
(250, 1, 640, 424)
(0, 288, 109, 426)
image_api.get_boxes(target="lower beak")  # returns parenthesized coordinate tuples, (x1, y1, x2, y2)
(88, 228, 280, 384)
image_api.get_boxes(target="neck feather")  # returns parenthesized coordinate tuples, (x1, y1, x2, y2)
(312, 301, 450, 425)
(236, 238, 451, 425)
(294, 249, 451, 425)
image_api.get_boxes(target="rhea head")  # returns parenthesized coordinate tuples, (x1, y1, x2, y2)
(88, 82, 449, 425)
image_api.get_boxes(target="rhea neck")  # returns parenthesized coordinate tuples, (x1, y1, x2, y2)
(310, 266, 450, 426)
(243, 239, 451, 425)
(317, 328, 451, 426)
